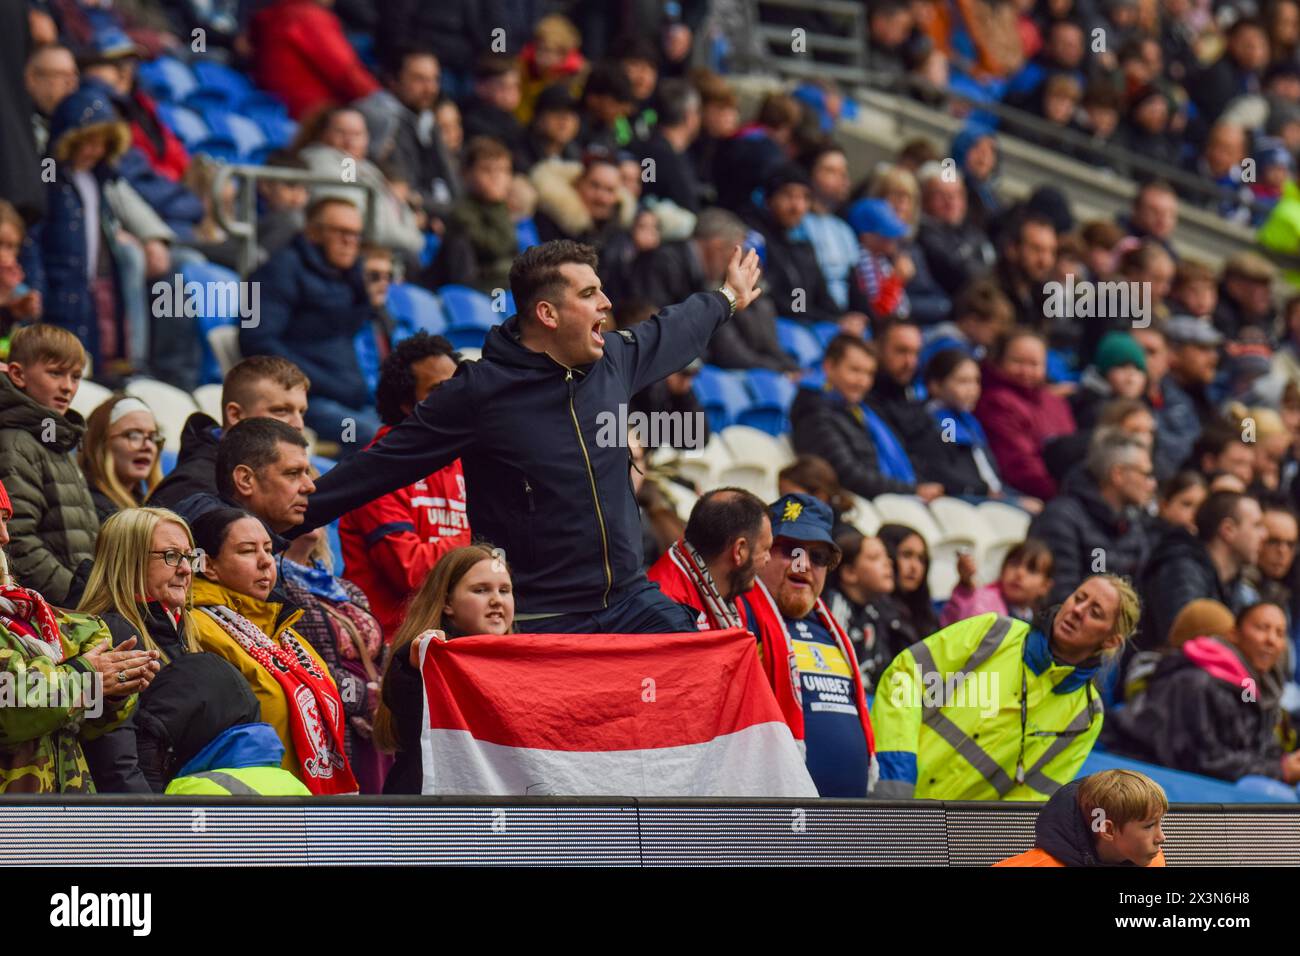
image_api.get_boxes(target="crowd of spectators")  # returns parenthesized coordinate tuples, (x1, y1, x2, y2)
(0, 0, 1299, 800)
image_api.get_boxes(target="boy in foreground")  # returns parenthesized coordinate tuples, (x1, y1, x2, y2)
(995, 769, 1168, 867)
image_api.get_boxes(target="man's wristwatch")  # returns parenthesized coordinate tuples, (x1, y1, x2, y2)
(718, 284, 738, 315)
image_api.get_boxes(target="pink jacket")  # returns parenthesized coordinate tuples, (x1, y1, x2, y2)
(940, 582, 1009, 627)
(974, 364, 1076, 500)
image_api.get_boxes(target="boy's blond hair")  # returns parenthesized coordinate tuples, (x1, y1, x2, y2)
(533, 14, 581, 52)
(8, 323, 87, 371)
(1077, 769, 1168, 830)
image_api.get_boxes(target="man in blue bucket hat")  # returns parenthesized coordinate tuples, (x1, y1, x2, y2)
(845, 197, 912, 325)
(738, 493, 877, 796)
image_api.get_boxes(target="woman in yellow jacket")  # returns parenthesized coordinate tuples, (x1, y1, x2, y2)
(870, 574, 1140, 801)
(189, 508, 357, 794)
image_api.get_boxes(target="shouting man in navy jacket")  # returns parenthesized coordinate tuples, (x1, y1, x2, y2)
(291, 238, 763, 633)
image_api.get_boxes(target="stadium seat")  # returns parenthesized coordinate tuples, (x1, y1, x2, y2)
(192, 383, 223, 423)
(179, 261, 244, 385)
(929, 496, 995, 568)
(192, 136, 241, 163)
(871, 494, 947, 546)
(137, 57, 197, 103)
(439, 285, 502, 350)
(191, 61, 255, 103)
(69, 380, 112, 420)
(693, 366, 752, 432)
(160, 447, 179, 477)
(842, 494, 881, 535)
(717, 425, 784, 498)
(155, 103, 210, 150)
(457, 347, 482, 362)
(810, 321, 841, 349)
(673, 434, 733, 491)
(387, 283, 448, 338)
(658, 477, 699, 524)
(327, 521, 346, 576)
(198, 107, 267, 158)
(207, 324, 242, 376)
(125, 378, 199, 448)
(738, 368, 797, 435)
(976, 499, 1034, 580)
(775, 318, 824, 367)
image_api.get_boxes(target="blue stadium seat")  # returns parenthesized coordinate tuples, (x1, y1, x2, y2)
(191, 61, 255, 102)
(737, 367, 797, 435)
(810, 321, 841, 350)
(138, 57, 197, 103)
(192, 136, 241, 163)
(181, 261, 243, 385)
(198, 106, 267, 159)
(776, 318, 824, 367)
(439, 285, 502, 349)
(156, 103, 210, 150)
(160, 447, 179, 476)
(387, 283, 448, 338)
(327, 521, 346, 574)
(694, 365, 753, 432)
(1047, 348, 1080, 384)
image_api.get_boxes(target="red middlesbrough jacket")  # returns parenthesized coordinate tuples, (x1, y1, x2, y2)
(250, 0, 380, 119)
(338, 427, 471, 636)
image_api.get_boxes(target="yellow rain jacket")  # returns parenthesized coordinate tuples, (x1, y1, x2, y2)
(870, 613, 1103, 800)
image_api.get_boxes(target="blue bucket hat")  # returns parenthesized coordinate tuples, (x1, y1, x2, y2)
(768, 493, 839, 550)
(846, 197, 908, 239)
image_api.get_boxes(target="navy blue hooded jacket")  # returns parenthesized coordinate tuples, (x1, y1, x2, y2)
(241, 234, 372, 410)
(19, 84, 129, 362)
(291, 290, 732, 615)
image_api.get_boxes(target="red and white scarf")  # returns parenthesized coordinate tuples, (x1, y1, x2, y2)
(199, 605, 358, 794)
(0, 585, 67, 663)
(665, 538, 743, 630)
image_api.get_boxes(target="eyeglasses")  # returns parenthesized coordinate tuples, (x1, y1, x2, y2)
(773, 539, 840, 570)
(111, 429, 164, 449)
(150, 549, 203, 569)
(320, 224, 363, 242)
(364, 270, 393, 283)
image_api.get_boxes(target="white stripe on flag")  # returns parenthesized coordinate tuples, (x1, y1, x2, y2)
(420, 724, 818, 797)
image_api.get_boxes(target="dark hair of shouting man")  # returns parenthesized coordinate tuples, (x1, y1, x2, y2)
(289, 239, 762, 633)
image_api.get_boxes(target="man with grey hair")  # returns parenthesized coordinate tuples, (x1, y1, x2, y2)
(1029, 426, 1157, 605)
(637, 207, 800, 372)
(914, 160, 995, 295)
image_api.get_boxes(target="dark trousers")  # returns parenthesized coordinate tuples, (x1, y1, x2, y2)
(526, 582, 699, 635)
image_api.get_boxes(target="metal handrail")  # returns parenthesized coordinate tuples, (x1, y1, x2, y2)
(210, 164, 380, 276)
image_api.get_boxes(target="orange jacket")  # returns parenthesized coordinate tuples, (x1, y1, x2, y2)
(995, 848, 1167, 867)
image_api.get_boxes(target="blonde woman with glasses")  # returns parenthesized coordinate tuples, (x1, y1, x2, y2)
(79, 395, 164, 523)
(77, 507, 227, 792)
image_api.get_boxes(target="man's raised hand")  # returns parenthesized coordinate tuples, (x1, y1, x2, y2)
(724, 245, 763, 312)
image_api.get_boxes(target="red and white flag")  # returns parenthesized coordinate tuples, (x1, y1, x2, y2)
(416, 628, 817, 797)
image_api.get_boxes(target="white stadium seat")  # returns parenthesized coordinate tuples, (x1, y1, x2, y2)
(207, 324, 241, 375)
(842, 494, 881, 535)
(976, 500, 1035, 581)
(717, 425, 785, 499)
(672, 434, 732, 492)
(658, 477, 699, 524)
(192, 383, 224, 423)
(126, 378, 199, 449)
(69, 380, 113, 420)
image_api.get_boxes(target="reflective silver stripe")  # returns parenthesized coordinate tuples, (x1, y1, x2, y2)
(1021, 705, 1098, 796)
(908, 640, 941, 714)
(869, 779, 915, 800)
(923, 708, 1018, 797)
(960, 615, 1014, 674)
(190, 770, 258, 795)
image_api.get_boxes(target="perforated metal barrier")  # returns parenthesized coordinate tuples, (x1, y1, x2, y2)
(1, 797, 1296, 866)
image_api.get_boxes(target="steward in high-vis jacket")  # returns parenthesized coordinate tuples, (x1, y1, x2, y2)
(289, 240, 764, 634)
(870, 575, 1139, 801)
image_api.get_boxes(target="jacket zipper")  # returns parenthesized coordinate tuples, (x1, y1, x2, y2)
(564, 367, 613, 608)
(523, 478, 535, 512)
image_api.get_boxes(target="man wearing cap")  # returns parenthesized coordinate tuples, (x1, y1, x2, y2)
(737, 493, 876, 797)
(747, 163, 844, 326)
(846, 197, 912, 326)
(648, 488, 772, 630)
(1163, 314, 1224, 428)
(1213, 251, 1277, 340)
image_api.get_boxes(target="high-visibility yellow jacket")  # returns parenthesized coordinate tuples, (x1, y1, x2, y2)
(870, 613, 1103, 801)
(166, 765, 311, 795)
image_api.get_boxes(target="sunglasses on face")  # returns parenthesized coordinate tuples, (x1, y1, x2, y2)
(774, 539, 839, 570)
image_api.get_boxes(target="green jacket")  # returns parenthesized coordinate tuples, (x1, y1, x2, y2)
(0, 610, 136, 793)
(446, 196, 517, 294)
(1257, 178, 1300, 288)
(870, 613, 1104, 801)
(0, 373, 98, 604)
